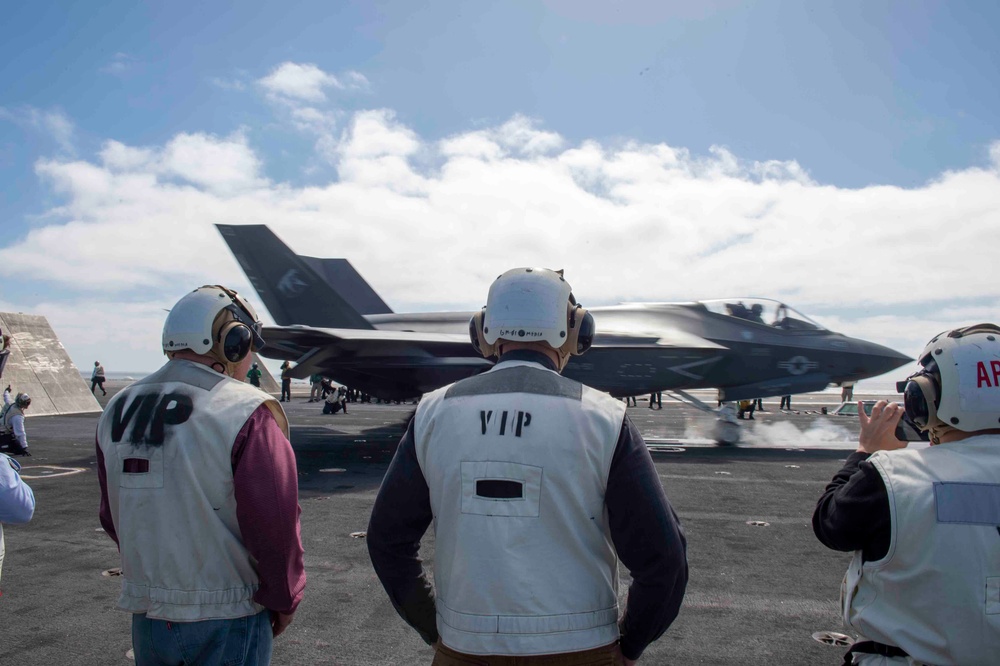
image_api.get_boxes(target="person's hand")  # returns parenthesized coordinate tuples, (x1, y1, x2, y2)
(613, 643, 637, 665)
(857, 400, 907, 454)
(270, 610, 294, 637)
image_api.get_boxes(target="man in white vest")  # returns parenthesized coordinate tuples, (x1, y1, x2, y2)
(813, 323, 1000, 665)
(97, 285, 306, 666)
(367, 267, 688, 665)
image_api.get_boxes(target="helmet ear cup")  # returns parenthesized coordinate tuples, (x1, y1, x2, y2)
(574, 310, 595, 355)
(469, 309, 496, 358)
(561, 304, 594, 357)
(903, 372, 939, 429)
(218, 321, 252, 363)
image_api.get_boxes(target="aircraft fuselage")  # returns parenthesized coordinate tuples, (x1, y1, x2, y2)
(363, 302, 910, 400)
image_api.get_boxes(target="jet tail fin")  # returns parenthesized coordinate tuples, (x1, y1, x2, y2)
(299, 257, 393, 315)
(216, 224, 375, 329)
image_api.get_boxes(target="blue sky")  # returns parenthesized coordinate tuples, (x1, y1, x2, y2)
(1, 1, 998, 374)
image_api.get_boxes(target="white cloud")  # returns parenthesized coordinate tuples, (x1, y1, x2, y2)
(255, 62, 373, 166)
(290, 106, 338, 135)
(160, 131, 265, 194)
(0, 106, 75, 154)
(209, 77, 247, 92)
(257, 62, 343, 103)
(100, 52, 139, 76)
(1, 107, 998, 371)
(343, 71, 371, 92)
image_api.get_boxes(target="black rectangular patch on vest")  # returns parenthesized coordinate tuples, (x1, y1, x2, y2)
(476, 479, 524, 500)
(122, 458, 150, 474)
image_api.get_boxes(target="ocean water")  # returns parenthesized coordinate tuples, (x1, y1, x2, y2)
(828, 379, 900, 396)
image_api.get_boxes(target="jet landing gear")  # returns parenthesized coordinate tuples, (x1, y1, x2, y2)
(667, 389, 742, 446)
(712, 403, 741, 446)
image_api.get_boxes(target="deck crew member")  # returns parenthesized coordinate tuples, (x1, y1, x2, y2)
(0, 393, 32, 456)
(0, 450, 35, 590)
(368, 267, 688, 665)
(247, 361, 262, 387)
(91, 361, 107, 396)
(279, 360, 292, 402)
(97, 285, 306, 666)
(0, 328, 10, 380)
(813, 324, 1000, 665)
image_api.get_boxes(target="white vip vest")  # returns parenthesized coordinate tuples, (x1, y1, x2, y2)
(97, 359, 288, 621)
(414, 360, 626, 655)
(842, 435, 1000, 665)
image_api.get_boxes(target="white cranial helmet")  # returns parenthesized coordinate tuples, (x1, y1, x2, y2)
(900, 324, 1000, 440)
(483, 267, 574, 349)
(162, 285, 264, 363)
(469, 267, 595, 368)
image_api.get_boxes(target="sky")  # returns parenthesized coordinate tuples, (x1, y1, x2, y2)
(0, 0, 998, 384)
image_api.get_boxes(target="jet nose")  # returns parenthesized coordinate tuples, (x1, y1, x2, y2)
(853, 340, 914, 379)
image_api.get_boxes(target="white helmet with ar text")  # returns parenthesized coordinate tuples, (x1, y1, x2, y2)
(468, 267, 595, 369)
(162, 285, 265, 366)
(898, 323, 1000, 440)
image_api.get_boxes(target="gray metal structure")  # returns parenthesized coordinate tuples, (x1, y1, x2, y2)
(217, 225, 912, 402)
(0, 312, 102, 416)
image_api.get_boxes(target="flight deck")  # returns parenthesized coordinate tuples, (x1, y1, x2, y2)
(0, 386, 877, 665)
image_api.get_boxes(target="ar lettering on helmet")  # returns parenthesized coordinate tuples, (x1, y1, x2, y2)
(480, 410, 532, 437)
(110, 392, 194, 446)
(975, 361, 1000, 388)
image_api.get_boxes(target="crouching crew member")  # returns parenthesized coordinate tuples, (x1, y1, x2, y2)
(368, 267, 688, 665)
(97, 285, 306, 666)
(813, 324, 1000, 665)
(0, 393, 32, 456)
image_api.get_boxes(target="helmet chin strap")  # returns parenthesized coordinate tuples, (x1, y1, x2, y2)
(926, 420, 959, 446)
(206, 351, 243, 379)
(555, 347, 572, 372)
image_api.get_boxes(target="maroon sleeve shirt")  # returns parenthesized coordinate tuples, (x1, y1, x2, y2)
(98, 403, 306, 614)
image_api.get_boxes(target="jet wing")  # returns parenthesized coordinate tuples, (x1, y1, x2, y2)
(593, 328, 727, 350)
(261, 324, 729, 396)
(261, 326, 482, 378)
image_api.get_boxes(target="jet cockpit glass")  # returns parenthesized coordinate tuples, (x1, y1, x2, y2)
(701, 299, 825, 331)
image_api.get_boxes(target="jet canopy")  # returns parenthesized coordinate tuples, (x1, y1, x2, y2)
(699, 299, 826, 331)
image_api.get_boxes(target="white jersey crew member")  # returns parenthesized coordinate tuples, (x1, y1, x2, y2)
(814, 324, 1000, 665)
(368, 268, 688, 664)
(0, 451, 35, 588)
(97, 285, 305, 666)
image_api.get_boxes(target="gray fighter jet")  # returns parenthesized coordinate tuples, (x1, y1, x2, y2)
(217, 225, 912, 402)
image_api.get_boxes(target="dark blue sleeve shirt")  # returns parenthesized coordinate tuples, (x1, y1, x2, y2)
(367, 412, 688, 660)
(812, 451, 892, 562)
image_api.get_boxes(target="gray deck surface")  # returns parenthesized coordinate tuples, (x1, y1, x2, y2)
(0, 386, 882, 665)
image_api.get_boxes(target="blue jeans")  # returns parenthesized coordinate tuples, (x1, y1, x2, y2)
(132, 610, 273, 666)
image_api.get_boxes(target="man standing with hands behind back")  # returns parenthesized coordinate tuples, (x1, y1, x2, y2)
(368, 267, 688, 665)
(97, 285, 305, 666)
